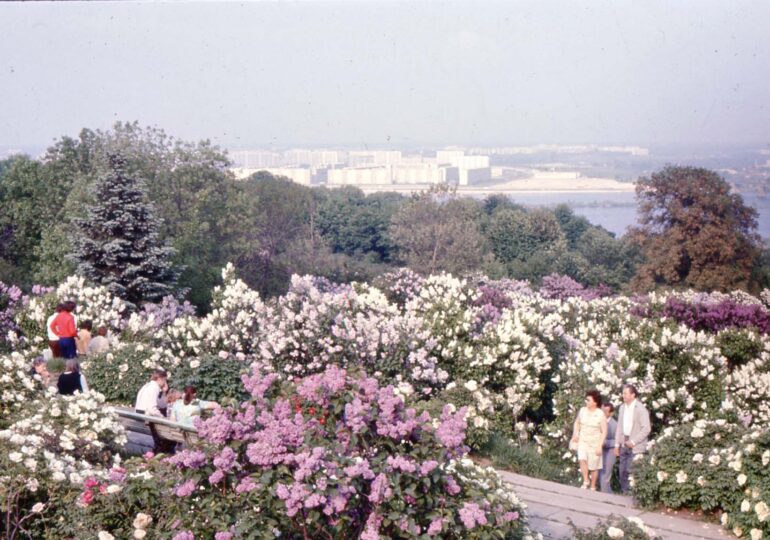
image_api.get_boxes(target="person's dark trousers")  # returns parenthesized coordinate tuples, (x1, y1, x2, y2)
(619, 446, 634, 494)
(49, 340, 61, 358)
(599, 447, 617, 493)
(59, 337, 77, 359)
(136, 409, 176, 455)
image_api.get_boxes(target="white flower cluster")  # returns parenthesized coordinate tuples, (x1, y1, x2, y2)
(0, 389, 126, 485)
(55, 276, 128, 329)
(0, 351, 40, 418)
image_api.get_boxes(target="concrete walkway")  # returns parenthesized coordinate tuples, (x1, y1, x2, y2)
(498, 471, 731, 540)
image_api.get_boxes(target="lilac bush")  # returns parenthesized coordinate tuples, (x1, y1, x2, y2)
(540, 273, 612, 301)
(113, 364, 535, 539)
(0, 281, 23, 350)
(658, 297, 770, 334)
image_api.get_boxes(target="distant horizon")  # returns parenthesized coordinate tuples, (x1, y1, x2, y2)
(3, 129, 770, 160)
(3, 2, 770, 153)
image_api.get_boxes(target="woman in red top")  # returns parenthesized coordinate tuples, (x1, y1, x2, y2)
(50, 301, 78, 359)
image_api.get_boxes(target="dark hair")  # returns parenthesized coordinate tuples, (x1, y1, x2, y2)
(602, 402, 615, 412)
(585, 389, 602, 406)
(64, 301, 77, 312)
(623, 384, 639, 397)
(32, 357, 46, 367)
(55, 304, 65, 312)
(183, 385, 197, 406)
(151, 368, 167, 381)
(80, 320, 93, 331)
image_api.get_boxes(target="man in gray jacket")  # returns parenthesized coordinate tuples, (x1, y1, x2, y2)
(598, 402, 618, 493)
(614, 384, 651, 494)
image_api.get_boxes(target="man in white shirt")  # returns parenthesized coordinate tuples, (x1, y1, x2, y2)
(614, 384, 651, 494)
(135, 368, 171, 453)
(135, 368, 168, 417)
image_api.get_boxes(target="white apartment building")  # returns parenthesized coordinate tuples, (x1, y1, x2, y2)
(436, 150, 491, 185)
(348, 150, 402, 166)
(327, 163, 446, 186)
(284, 150, 341, 167)
(229, 150, 283, 168)
(327, 166, 391, 185)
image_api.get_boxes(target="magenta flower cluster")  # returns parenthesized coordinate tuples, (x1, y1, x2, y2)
(155, 364, 525, 538)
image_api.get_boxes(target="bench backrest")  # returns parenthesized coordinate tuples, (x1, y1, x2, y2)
(113, 406, 200, 445)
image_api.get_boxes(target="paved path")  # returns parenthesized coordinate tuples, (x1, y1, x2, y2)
(497, 471, 731, 540)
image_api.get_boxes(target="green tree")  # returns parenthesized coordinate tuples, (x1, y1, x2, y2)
(486, 207, 567, 280)
(630, 166, 762, 291)
(316, 187, 402, 262)
(389, 186, 490, 275)
(73, 154, 178, 309)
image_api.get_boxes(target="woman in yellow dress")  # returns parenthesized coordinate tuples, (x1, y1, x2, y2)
(570, 389, 608, 490)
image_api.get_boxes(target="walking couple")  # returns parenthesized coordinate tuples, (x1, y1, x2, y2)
(570, 384, 651, 493)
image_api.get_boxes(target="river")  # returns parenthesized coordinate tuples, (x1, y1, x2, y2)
(504, 192, 770, 239)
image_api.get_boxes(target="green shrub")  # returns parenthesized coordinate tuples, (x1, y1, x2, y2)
(81, 344, 155, 404)
(718, 329, 762, 372)
(169, 354, 249, 404)
(633, 418, 744, 511)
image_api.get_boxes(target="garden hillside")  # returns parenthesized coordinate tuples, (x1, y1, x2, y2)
(2, 266, 770, 538)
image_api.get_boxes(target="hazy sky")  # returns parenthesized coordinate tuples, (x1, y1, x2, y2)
(2, 1, 770, 151)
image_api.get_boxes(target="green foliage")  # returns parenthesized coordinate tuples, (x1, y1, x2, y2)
(389, 186, 491, 275)
(718, 329, 762, 371)
(631, 166, 763, 292)
(633, 419, 743, 511)
(73, 154, 178, 309)
(169, 354, 249, 404)
(482, 433, 575, 485)
(81, 344, 155, 404)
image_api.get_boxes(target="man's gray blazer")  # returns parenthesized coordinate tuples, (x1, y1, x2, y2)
(614, 401, 651, 453)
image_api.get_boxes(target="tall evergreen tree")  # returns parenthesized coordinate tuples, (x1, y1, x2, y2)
(73, 154, 178, 309)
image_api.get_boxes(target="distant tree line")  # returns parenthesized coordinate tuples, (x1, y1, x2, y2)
(1, 123, 767, 311)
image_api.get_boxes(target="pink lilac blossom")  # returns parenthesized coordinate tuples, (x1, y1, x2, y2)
(419, 460, 439, 476)
(172, 532, 194, 540)
(214, 533, 233, 540)
(427, 517, 443, 535)
(212, 447, 237, 471)
(436, 405, 469, 455)
(459, 502, 488, 529)
(166, 450, 207, 469)
(386, 455, 417, 473)
(360, 512, 383, 540)
(276, 482, 311, 517)
(445, 475, 461, 495)
(208, 469, 225, 484)
(500, 511, 520, 523)
(369, 473, 393, 504)
(235, 476, 258, 494)
(173, 479, 197, 497)
(344, 459, 375, 480)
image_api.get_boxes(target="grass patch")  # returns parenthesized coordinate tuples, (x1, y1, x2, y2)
(479, 432, 577, 485)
